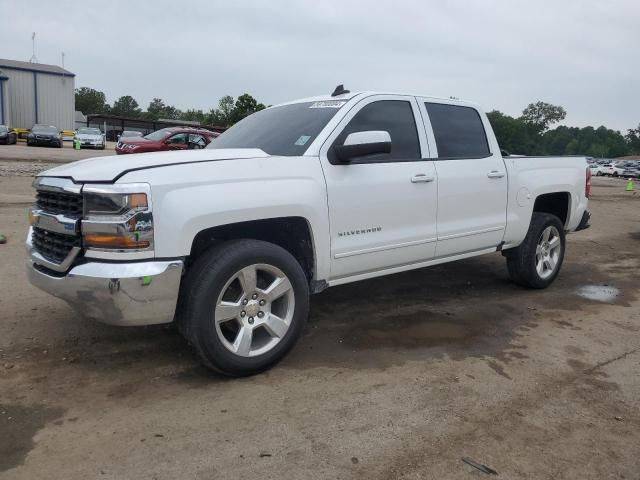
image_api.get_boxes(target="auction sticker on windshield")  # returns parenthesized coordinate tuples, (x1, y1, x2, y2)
(294, 135, 311, 146)
(309, 101, 347, 108)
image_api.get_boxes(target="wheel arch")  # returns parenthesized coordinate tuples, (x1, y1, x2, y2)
(188, 217, 317, 283)
(532, 191, 571, 227)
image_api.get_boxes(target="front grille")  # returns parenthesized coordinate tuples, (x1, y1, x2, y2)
(36, 190, 83, 217)
(32, 227, 81, 264)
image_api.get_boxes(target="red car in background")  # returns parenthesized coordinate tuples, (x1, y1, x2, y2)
(115, 127, 219, 154)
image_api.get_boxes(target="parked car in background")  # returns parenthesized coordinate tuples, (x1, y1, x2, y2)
(589, 163, 605, 176)
(119, 130, 144, 141)
(618, 161, 640, 178)
(600, 162, 625, 177)
(115, 127, 218, 154)
(62, 130, 76, 142)
(0, 125, 18, 144)
(27, 125, 63, 148)
(74, 127, 106, 149)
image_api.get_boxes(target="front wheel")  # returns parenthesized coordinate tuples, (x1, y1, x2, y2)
(177, 239, 310, 376)
(505, 213, 565, 289)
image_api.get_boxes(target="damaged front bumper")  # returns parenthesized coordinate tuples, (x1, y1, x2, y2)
(26, 256, 184, 327)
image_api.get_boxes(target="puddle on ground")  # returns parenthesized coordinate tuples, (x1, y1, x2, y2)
(576, 285, 620, 303)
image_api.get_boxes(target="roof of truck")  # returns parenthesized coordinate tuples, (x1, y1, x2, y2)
(276, 91, 482, 110)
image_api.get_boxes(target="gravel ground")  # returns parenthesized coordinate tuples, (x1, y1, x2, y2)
(0, 166, 639, 479)
(0, 161, 58, 177)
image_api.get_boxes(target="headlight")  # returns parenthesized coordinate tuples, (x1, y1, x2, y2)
(81, 184, 153, 251)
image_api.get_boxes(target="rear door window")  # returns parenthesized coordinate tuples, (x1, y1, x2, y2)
(425, 103, 490, 158)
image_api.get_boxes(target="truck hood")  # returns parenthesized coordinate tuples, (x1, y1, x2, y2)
(39, 148, 270, 183)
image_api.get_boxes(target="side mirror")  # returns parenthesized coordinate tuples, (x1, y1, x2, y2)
(334, 131, 391, 162)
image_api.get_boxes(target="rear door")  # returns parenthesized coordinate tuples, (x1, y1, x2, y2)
(417, 100, 508, 257)
(319, 95, 438, 279)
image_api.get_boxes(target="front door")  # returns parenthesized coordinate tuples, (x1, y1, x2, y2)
(164, 132, 190, 151)
(417, 99, 508, 257)
(319, 95, 438, 280)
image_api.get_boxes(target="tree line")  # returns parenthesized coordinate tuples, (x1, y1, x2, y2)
(74, 87, 266, 128)
(76, 87, 640, 157)
(488, 101, 639, 157)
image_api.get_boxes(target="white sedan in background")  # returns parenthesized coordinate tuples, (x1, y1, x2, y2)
(74, 127, 106, 150)
(589, 163, 605, 176)
(599, 162, 625, 177)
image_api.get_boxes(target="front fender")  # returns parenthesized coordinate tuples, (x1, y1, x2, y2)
(120, 156, 331, 280)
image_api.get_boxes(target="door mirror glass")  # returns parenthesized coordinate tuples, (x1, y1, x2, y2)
(334, 130, 391, 162)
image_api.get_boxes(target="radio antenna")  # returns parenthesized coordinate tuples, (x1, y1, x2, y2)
(30, 32, 39, 63)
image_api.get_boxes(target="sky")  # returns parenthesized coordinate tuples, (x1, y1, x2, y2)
(1, 0, 638, 132)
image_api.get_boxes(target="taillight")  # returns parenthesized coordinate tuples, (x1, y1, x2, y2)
(585, 166, 591, 198)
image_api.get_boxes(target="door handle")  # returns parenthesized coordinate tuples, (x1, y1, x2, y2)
(487, 170, 505, 178)
(411, 174, 435, 183)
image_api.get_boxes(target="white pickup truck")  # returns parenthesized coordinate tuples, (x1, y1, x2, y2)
(27, 87, 591, 376)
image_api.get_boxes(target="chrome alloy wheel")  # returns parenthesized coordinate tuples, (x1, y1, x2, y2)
(535, 225, 562, 280)
(214, 263, 295, 357)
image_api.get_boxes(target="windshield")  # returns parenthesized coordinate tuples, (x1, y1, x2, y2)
(208, 101, 346, 156)
(144, 128, 173, 141)
(32, 126, 58, 134)
(0, 126, 7, 133)
(78, 128, 101, 135)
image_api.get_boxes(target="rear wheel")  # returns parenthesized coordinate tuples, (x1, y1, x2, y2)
(505, 213, 565, 289)
(178, 239, 309, 376)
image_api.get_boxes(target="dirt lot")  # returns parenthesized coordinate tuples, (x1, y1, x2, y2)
(0, 152, 639, 479)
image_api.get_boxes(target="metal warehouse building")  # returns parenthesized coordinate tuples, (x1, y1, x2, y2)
(0, 59, 75, 131)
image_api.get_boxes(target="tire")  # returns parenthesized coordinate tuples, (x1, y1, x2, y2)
(177, 239, 310, 376)
(505, 213, 566, 289)
(596, 171, 602, 176)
